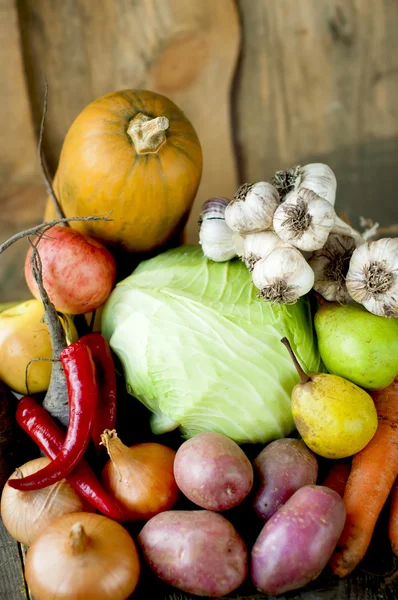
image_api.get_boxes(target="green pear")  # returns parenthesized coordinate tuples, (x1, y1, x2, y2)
(314, 302, 398, 390)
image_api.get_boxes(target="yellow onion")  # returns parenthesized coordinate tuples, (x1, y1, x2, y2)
(1, 457, 91, 546)
(25, 512, 140, 600)
(101, 429, 179, 521)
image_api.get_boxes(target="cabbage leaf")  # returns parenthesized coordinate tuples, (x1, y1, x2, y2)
(102, 246, 321, 444)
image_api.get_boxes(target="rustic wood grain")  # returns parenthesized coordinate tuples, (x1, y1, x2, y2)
(235, 0, 398, 227)
(0, 0, 47, 302)
(0, 1, 397, 595)
(0, 520, 29, 600)
(0, 0, 40, 186)
(17, 0, 240, 244)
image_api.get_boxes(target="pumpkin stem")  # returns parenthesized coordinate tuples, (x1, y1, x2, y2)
(127, 113, 169, 154)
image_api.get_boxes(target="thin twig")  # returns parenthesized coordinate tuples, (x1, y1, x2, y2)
(372, 224, 398, 237)
(0, 214, 112, 255)
(25, 357, 60, 396)
(29, 237, 67, 359)
(359, 216, 398, 240)
(38, 76, 65, 221)
(29, 235, 70, 425)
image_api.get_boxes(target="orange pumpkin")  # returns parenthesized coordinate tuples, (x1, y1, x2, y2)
(45, 90, 203, 252)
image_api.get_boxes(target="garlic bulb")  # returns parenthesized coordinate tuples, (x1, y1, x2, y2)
(308, 233, 358, 303)
(295, 163, 337, 206)
(243, 231, 286, 271)
(346, 238, 398, 317)
(273, 188, 336, 252)
(272, 163, 337, 205)
(331, 215, 364, 245)
(252, 246, 315, 304)
(199, 198, 238, 262)
(233, 232, 245, 257)
(224, 182, 280, 234)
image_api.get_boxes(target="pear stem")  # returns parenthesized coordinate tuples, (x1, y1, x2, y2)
(311, 290, 328, 306)
(280, 337, 310, 384)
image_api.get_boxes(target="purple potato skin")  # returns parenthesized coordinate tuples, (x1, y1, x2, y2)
(253, 438, 318, 520)
(251, 485, 346, 595)
(138, 510, 248, 597)
(173, 432, 253, 511)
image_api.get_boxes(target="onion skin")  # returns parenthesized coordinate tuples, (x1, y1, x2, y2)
(1, 457, 91, 546)
(101, 435, 179, 521)
(25, 512, 140, 600)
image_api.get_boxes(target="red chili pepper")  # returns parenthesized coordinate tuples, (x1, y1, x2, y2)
(80, 333, 117, 449)
(8, 341, 98, 491)
(15, 396, 122, 520)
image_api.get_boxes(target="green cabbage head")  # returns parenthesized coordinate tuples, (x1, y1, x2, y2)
(102, 246, 321, 444)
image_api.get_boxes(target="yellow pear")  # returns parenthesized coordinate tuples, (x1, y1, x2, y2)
(281, 337, 377, 459)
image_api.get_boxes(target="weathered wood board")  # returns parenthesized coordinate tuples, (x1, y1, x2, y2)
(0, 0, 46, 302)
(16, 0, 240, 244)
(2, 0, 397, 301)
(0, 1, 397, 598)
(235, 0, 398, 228)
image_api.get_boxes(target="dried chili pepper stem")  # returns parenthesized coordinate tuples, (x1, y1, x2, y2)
(8, 341, 98, 491)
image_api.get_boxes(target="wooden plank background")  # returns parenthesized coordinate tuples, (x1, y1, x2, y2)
(1, 0, 397, 301)
(0, 2, 398, 597)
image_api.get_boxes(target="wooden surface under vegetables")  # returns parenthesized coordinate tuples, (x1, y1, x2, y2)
(1, 391, 397, 600)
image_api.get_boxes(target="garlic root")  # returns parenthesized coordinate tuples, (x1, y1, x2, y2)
(309, 233, 358, 303)
(252, 246, 314, 304)
(273, 189, 336, 252)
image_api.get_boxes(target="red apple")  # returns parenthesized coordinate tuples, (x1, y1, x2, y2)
(25, 225, 116, 314)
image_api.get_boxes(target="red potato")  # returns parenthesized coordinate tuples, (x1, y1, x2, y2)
(173, 432, 253, 511)
(138, 510, 248, 597)
(253, 438, 318, 520)
(251, 485, 346, 595)
(25, 225, 116, 314)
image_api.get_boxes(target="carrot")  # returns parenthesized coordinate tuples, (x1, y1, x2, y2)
(321, 460, 351, 498)
(388, 478, 398, 556)
(330, 377, 398, 577)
